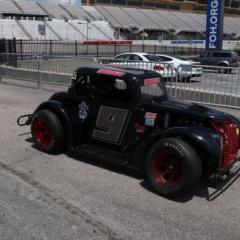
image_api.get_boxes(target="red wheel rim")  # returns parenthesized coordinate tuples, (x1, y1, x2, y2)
(151, 148, 182, 187)
(33, 116, 53, 146)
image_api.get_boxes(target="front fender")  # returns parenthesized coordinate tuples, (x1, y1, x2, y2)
(34, 100, 74, 149)
(132, 126, 222, 171)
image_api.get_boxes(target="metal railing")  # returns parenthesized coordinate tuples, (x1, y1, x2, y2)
(0, 53, 97, 87)
(0, 53, 240, 109)
(2, 39, 204, 57)
(170, 64, 240, 109)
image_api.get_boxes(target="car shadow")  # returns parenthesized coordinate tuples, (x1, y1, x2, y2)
(66, 149, 142, 180)
(25, 136, 239, 203)
(139, 179, 210, 202)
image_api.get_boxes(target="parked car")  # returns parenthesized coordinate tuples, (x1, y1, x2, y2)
(155, 54, 202, 81)
(18, 65, 240, 197)
(110, 52, 176, 80)
(192, 50, 239, 73)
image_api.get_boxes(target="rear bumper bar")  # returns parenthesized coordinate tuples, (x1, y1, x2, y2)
(229, 160, 240, 176)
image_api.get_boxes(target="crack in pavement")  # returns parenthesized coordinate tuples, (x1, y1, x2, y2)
(0, 161, 130, 240)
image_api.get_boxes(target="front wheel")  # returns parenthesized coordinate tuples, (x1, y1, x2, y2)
(31, 109, 65, 153)
(145, 138, 202, 197)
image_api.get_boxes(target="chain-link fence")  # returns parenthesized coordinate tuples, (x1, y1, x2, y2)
(0, 53, 240, 109)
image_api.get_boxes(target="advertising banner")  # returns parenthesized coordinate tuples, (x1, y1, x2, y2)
(205, 0, 225, 50)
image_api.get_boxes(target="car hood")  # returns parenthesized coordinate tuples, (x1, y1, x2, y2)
(151, 99, 233, 121)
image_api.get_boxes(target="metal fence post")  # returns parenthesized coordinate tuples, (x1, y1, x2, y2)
(75, 40, 77, 56)
(96, 43, 99, 58)
(50, 40, 52, 55)
(114, 43, 117, 56)
(37, 56, 42, 89)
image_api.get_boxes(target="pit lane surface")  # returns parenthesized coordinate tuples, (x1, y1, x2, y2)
(0, 83, 240, 240)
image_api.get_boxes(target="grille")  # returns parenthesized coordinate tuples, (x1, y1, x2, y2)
(211, 121, 239, 168)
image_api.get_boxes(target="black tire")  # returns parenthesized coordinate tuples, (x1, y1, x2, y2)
(145, 138, 202, 197)
(218, 63, 228, 74)
(31, 109, 64, 153)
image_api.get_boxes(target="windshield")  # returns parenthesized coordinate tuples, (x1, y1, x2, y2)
(141, 82, 167, 101)
(144, 55, 162, 62)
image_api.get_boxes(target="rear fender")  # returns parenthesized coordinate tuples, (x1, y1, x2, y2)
(132, 127, 222, 172)
(33, 100, 74, 149)
(219, 61, 229, 66)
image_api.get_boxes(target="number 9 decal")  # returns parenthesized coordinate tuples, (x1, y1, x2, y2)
(93, 106, 130, 145)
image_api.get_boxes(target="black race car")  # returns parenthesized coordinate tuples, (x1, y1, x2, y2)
(18, 65, 240, 197)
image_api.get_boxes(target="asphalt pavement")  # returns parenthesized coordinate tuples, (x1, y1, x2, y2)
(0, 82, 240, 240)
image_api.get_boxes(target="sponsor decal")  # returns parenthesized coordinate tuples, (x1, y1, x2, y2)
(144, 112, 157, 126)
(71, 71, 77, 80)
(171, 40, 204, 45)
(134, 123, 145, 134)
(79, 101, 88, 120)
(144, 78, 160, 86)
(97, 69, 125, 77)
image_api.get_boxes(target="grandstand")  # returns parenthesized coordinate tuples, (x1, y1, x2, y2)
(0, 0, 239, 41)
(83, 0, 240, 15)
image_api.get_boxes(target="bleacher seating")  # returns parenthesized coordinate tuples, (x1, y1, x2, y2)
(39, 3, 71, 19)
(69, 20, 114, 40)
(15, 1, 46, 15)
(0, 0, 21, 14)
(82, 6, 105, 20)
(60, 4, 93, 20)
(47, 20, 84, 40)
(0, 0, 239, 40)
(100, 6, 141, 28)
(0, 19, 28, 39)
(18, 20, 59, 40)
(91, 21, 115, 39)
(121, 7, 159, 29)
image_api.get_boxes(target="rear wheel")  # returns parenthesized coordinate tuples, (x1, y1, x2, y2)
(31, 110, 64, 153)
(218, 63, 229, 74)
(145, 138, 202, 197)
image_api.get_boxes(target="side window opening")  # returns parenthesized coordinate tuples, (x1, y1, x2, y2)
(75, 75, 90, 97)
(91, 77, 132, 102)
(129, 55, 143, 61)
(114, 54, 130, 61)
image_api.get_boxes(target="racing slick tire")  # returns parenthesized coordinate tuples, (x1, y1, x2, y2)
(31, 109, 64, 153)
(145, 138, 202, 197)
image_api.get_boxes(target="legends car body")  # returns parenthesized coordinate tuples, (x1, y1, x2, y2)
(18, 65, 240, 197)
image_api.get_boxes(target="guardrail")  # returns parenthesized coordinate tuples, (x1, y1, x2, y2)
(0, 53, 97, 87)
(170, 64, 240, 108)
(0, 53, 239, 109)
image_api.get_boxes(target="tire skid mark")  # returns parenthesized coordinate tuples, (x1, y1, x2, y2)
(0, 161, 129, 240)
